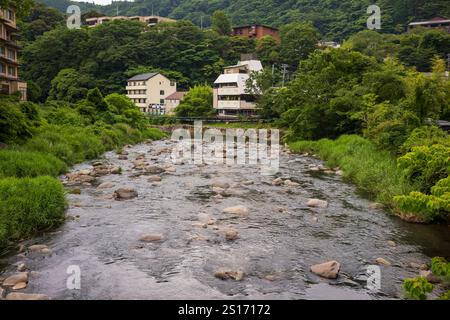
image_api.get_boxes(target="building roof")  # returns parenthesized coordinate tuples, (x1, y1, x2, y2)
(165, 91, 186, 100)
(128, 72, 159, 81)
(223, 60, 264, 73)
(409, 17, 450, 26)
(233, 25, 279, 31)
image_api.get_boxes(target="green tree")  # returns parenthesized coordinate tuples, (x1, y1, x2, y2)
(0, 0, 34, 17)
(280, 22, 319, 68)
(48, 68, 93, 103)
(174, 86, 214, 117)
(211, 10, 232, 36)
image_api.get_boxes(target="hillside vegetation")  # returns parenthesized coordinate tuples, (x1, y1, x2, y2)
(39, 0, 450, 40)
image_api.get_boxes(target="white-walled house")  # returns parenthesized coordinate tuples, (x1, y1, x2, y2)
(164, 91, 186, 115)
(213, 60, 263, 117)
(126, 73, 176, 114)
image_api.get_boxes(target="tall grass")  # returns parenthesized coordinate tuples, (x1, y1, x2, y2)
(0, 176, 66, 247)
(0, 150, 66, 178)
(289, 135, 415, 205)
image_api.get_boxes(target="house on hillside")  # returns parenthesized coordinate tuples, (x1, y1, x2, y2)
(408, 17, 450, 33)
(232, 25, 280, 41)
(126, 73, 176, 114)
(0, 6, 27, 100)
(86, 15, 176, 27)
(213, 59, 263, 117)
(164, 91, 186, 115)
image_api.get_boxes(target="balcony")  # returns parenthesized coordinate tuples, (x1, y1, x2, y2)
(217, 87, 241, 95)
(0, 54, 18, 65)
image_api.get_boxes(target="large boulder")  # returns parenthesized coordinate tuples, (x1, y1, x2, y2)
(222, 205, 249, 216)
(306, 199, 328, 208)
(3, 272, 28, 287)
(225, 229, 239, 241)
(375, 257, 391, 266)
(5, 293, 50, 300)
(214, 270, 245, 281)
(145, 165, 165, 175)
(139, 234, 164, 242)
(114, 188, 138, 201)
(310, 261, 341, 279)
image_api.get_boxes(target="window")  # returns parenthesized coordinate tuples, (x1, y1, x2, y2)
(170, 81, 175, 86)
(160, 90, 165, 96)
(0, 46, 4, 56)
(160, 99, 165, 104)
(0, 63, 4, 74)
(8, 66, 16, 76)
(7, 10, 15, 21)
(7, 49, 15, 60)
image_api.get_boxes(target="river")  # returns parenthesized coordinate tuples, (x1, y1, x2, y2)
(1, 138, 449, 300)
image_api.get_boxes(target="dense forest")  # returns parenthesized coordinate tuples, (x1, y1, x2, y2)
(39, 0, 450, 40)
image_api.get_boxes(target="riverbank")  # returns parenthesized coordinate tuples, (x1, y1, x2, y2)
(289, 135, 415, 206)
(0, 94, 167, 254)
(288, 135, 449, 224)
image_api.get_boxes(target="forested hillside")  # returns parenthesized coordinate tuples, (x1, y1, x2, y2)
(39, 0, 450, 40)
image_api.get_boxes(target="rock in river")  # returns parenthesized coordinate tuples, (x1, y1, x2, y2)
(222, 205, 249, 216)
(12, 282, 27, 290)
(5, 293, 50, 300)
(3, 272, 28, 287)
(97, 182, 115, 189)
(306, 199, 329, 208)
(114, 188, 138, 201)
(214, 270, 245, 281)
(28, 244, 49, 253)
(139, 234, 164, 242)
(310, 261, 341, 279)
(225, 229, 239, 241)
(375, 257, 391, 266)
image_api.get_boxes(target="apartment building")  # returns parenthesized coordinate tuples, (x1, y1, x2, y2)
(408, 17, 450, 33)
(86, 15, 176, 27)
(232, 25, 280, 41)
(126, 72, 176, 114)
(213, 60, 263, 117)
(0, 7, 27, 100)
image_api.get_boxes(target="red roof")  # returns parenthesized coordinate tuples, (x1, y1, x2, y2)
(165, 91, 186, 100)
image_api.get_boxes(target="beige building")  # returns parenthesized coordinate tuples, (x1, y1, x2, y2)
(86, 15, 176, 27)
(0, 6, 27, 100)
(126, 72, 176, 114)
(164, 91, 186, 115)
(213, 60, 263, 117)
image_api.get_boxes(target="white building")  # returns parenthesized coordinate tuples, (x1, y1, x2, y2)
(213, 60, 263, 117)
(126, 72, 176, 114)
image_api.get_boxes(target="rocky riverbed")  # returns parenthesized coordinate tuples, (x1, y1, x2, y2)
(1, 139, 449, 300)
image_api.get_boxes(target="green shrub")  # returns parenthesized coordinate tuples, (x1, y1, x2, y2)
(289, 135, 414, 204)
(403, 276, 434, 300)
(431, 257, 450, 283)
(0, 100, 33, 143)
(401, 126, 450, 154)
(0, 176, 66, 246)
(394, 176, 449, 222)
(22, 124, 106, 165)
(0, 150, 66, 178)
(397, 144, 449, 194)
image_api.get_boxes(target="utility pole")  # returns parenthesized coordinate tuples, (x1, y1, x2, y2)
(446, 53, 450, 78)
(281, 64, 288, 87)
(200, 16, 203, 30)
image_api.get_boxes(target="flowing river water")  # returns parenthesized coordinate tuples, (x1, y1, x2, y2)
(1, 138, 450, 300)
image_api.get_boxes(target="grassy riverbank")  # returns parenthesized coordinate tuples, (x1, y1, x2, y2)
(289, 134, 449, 223)
(289, 135, 415, 206)
(0, 93, 166, 251)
